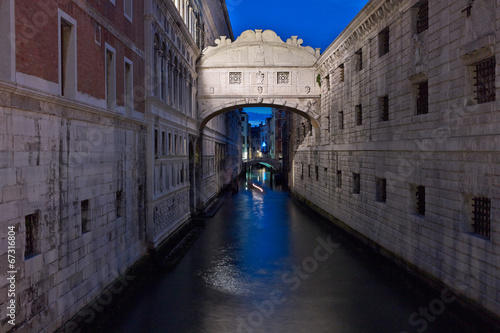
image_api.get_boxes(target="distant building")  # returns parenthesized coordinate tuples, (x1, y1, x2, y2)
(240, 111, 250, 160)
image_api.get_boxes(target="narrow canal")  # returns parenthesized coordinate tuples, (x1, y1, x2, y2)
(82, 167, 498, 333)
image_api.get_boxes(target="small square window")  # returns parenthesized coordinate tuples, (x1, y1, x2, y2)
(376, 177, 387, 202)
(379, 28, 390, 57)
(416, 81, 429, 115)
(277, 72, 290, 85)
(353, 173, 360, 194)
(229, 72, 242, 85)
(472, 197, 491, 239)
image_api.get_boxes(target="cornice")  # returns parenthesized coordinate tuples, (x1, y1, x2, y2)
(317, 0, 404, 71)
(0, 80, 146, 129)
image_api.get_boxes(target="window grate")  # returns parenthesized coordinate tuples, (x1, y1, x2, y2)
(25, 213, 38, 258)
(472, 197, 491, 239)
(355, 105, 362, 126)
(416, 81, 429, 115)
(339, 64, 345, 82)
(416, 186, 425, 215)
(474, 57, 496, 104)
(417, 2, 429, 34)
(229, 72, 242, 85)
(277, 72, 290, 84)
(381, 95, 389, 121)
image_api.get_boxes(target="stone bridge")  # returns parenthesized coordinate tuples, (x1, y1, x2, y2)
(197, 29, 322, 132)
(243, 157, 282, 170)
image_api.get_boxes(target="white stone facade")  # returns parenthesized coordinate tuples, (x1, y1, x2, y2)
(291, 0, 500, 318)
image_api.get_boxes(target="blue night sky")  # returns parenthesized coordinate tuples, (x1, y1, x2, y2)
(228, 0, 370, 126)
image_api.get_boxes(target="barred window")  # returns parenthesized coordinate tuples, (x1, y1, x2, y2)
(353, 173, 360, 194)
(380, 95, 389, 121)
(416, 186, 425, 216)
(417, 1, 429, 34)
(355, 104, 362, 126)
(474, 57, 496, 104)
(81, 200, 90, 233)
(379, 28, 390, 57)
(416, 81, 429, 115)
(277, 72, 290, 84)
(339, 64, 345, 82)
(338, 111, 344, 129)
(229, 72, 242, 85)
(25, 213, 38, 259)
(472, 197, 491, 239)
(376, 178, 387, 202)
(355, 48, 363, 71)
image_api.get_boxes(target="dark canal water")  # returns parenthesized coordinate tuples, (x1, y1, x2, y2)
(82, 167, 499, 333)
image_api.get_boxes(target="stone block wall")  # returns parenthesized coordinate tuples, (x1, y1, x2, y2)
(293, 0, 500, 317)
(0, 88, 147, 332)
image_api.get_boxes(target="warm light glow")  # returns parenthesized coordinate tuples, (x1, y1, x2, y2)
(252, 184, 264, 192)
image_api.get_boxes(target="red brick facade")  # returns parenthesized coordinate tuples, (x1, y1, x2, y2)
(15, 0, 145, 112)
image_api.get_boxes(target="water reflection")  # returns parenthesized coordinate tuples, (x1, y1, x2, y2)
(88, 166, 496, 333)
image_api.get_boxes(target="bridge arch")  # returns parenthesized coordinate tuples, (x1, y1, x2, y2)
(197, 29, 322, 132)
(244, 157, 282, 170)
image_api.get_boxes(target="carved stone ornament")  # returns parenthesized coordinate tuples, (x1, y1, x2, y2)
(257, 71, 265, 85)
(257, 86, 263, 94)
(305, 86, 311, 94)
(209, 87, 215, 94)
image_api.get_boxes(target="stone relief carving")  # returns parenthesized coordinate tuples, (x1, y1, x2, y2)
(257, 87, 263, 94)
(209, 87, 215, 94)
(256, 46, 265, 62)
(412, 34, 425, 66)
(257, 71, 265, 84)
(305, 86, 311, 94)
(153, 191, 189, 236)
(200, 100, 213, 113)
